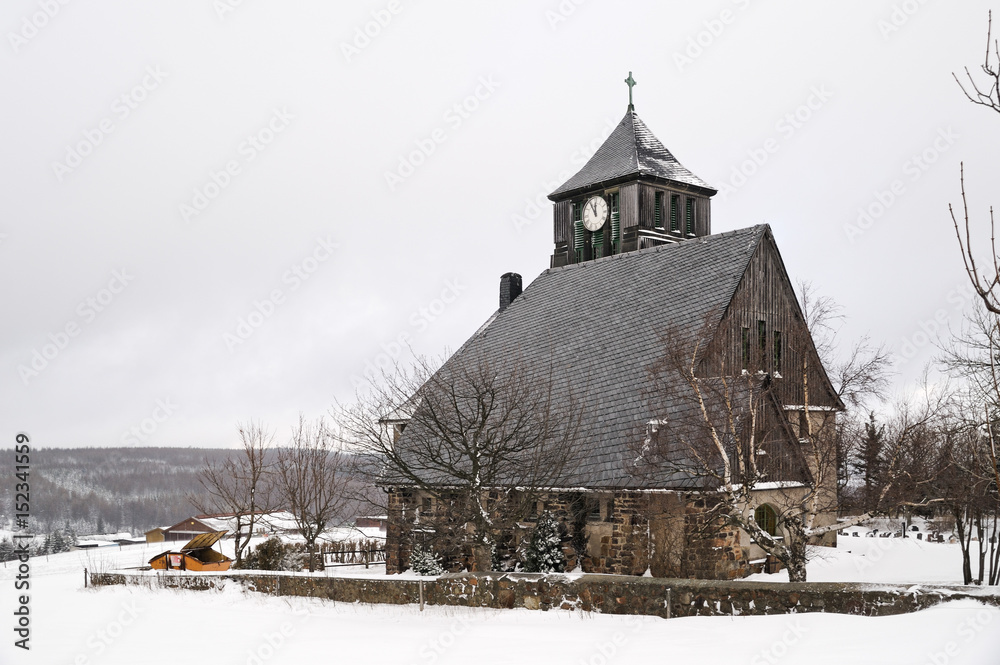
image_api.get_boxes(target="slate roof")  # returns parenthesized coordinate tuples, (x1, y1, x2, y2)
(395, 225, 771, 489)
(549, 108, 717, 200)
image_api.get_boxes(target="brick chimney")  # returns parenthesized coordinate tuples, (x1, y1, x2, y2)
(499, 272, 522, 311)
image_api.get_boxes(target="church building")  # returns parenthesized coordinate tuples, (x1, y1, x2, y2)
(383, 75, 842, 580)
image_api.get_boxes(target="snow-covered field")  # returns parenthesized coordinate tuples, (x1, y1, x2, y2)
(1, 536, 998, 664)
(747, 532, 977, 585)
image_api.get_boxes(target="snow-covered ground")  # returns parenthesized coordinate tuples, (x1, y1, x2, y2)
(1, 535, 998, 664)
(746, 532, 976, 585)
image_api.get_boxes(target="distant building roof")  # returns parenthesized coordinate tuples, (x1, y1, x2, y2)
(80, 532, 134, 542)
(187, 511, 300, 535)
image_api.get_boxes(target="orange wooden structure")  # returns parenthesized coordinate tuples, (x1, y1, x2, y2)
(148, 530, 232, 572)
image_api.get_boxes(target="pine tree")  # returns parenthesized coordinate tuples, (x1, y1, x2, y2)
(0, 539, 13, 562)
(522, 511, 566, 573)
(853, 412, 886, 511)
(408, 544, 444, 576)
(50, 530, 68, 554)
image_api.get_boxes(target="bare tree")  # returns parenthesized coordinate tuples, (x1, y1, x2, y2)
(798, 281, 892, 411)
(192, 421, 275, 568)
(340, 355, 582, 572)
(947, 11, 1000, 514)
(954, 10, 1000, 117)
(797, 282, 893, 498)
(275, 415, 357, 572)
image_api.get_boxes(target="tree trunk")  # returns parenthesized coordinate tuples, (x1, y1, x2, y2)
(955, 507, 973, 585)
(976, 511, 986, 585)
(786, 538, 808, 582)
(471, 543, 492, 572)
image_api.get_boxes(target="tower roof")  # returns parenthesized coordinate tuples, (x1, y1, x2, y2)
(548, 108, 716, 200)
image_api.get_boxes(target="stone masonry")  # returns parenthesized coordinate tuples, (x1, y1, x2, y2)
(385, 488, 745, 580)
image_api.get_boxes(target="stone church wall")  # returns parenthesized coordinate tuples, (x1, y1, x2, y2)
(385, 488, 746, 580)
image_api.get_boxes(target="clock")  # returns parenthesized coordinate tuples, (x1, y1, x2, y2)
(582, 195, 608, 232)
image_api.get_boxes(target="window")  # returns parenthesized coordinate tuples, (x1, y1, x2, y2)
(755, 504, 778, 536)
(585, 498, 602, 522)
(610, 192, 620, 254)
(670, 194, 679, 232)
(758, 320, 767, 362)
(421, 497, 432, 514)
(685, 198, 694, 234)
(741, 327, 751, 370)
(773, 331, 783, 373)
(654, 191, 664, 229)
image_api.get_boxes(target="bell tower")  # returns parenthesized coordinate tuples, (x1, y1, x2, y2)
(548, 72, 718, 268)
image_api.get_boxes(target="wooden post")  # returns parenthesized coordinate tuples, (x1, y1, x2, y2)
(84, 568, 88, 588)
(419, 578, 425, 611)
(666, 588, 671, 620)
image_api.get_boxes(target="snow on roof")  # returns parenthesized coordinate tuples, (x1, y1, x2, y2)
(80, 532, 133, 542)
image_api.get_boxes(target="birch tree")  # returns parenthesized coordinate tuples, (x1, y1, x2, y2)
(636, 299, 935, 582)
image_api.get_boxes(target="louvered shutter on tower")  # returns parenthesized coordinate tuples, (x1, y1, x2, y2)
(574, 220, 585, 262)
(611, 193, 620, 254)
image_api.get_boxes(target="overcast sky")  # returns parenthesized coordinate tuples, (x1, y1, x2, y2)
(3, 0, 998, 449)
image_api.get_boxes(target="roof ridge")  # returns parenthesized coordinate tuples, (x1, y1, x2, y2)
(629, 109, 640, 174)
(542, 224, 767, 277)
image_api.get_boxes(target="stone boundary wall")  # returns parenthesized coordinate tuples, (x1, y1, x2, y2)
(90, 571, 1000, 619)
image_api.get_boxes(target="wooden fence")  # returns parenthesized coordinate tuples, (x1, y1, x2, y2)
(320, 539, 385, 567)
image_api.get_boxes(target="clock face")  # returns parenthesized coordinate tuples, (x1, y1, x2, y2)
(582, 195, 608, 232)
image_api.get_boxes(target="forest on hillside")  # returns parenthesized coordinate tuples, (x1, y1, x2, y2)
(0, 447, 230, 536)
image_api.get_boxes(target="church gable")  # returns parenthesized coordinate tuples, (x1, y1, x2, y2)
(703, 230, 842, 411)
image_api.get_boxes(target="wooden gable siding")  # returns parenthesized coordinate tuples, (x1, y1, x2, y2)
(703, 233, 840, 410)
(755, 392, 814, 484)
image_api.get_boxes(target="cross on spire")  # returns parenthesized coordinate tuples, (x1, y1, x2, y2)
(625, 71, 637, 110)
